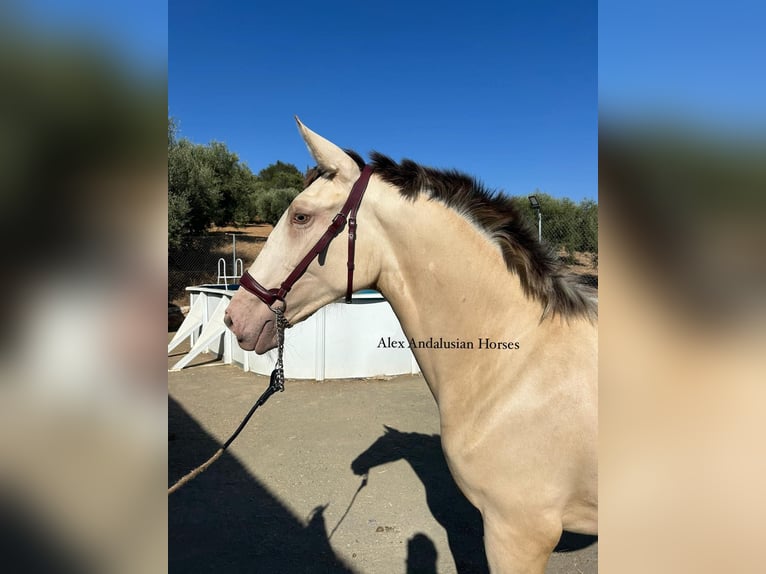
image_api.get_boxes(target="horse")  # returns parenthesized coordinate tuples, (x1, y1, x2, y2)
(224, 118, 598, 573)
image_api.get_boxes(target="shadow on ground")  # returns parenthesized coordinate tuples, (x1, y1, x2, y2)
(168, 396, 353, 573)
(168, 303, 185, 332)
(406, 532, 438, 574)
(351, 426, 597, 574)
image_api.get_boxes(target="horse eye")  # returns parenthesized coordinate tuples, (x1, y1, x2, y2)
(292, 213, 310, 225)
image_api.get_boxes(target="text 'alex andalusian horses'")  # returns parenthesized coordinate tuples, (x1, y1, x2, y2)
(225, 118, 598, 574)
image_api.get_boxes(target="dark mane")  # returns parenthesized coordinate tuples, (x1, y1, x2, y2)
(369, 152, 597, 321)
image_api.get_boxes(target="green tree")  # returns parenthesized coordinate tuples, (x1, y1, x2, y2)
(168, 116, 178, 148)
(255, 186, 300, 226)
(168, 117, 194, 248)
(168, 190, 190, 250)
(257, 160, 303, 189)
(576, 199, 598, 254)
(168, 117, 262, 246)
(250, 161, 303, 225)
(197, 141, 263, 227)
(511, 191, 598, 259)
(168, 138, 218, 237)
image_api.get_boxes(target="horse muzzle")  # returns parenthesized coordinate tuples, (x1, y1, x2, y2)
(224, 297, 280, 354)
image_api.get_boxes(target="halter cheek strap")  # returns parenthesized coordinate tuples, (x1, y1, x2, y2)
(239, 164, 374, 308)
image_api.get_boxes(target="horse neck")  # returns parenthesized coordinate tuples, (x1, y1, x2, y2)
(368, 184, 543, 400)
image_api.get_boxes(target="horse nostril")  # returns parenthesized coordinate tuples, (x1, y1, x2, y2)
(223, 312, 233, 329)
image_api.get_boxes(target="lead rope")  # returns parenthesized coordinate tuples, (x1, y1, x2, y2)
(168, 307, 288, 495)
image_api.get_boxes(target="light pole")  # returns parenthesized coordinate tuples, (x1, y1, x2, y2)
(227, 232, 238, 276)
(528, 195, 541, 242)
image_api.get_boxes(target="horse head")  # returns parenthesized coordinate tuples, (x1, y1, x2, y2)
(350, 425, 413, 476)
(224, 119, 382, 354)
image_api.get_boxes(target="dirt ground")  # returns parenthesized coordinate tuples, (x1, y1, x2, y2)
(169, 339, 597, 573)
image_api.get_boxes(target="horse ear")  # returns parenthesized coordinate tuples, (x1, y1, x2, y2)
(295, 117, 359, 183)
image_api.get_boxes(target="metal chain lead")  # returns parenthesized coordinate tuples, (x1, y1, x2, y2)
(271, 307, 290, 392)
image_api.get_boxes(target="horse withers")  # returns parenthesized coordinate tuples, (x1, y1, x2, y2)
(225, 118, 597, 573)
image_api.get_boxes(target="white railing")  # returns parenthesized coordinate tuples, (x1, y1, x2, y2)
(216, 257, 243, 285)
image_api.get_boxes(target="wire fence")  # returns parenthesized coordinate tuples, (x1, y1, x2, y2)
(169, 234, 265, 307)
(541, 227, 598, 290)
(168, 219, 597, 307)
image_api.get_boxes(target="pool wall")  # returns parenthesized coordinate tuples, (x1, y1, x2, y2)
(168, 285, 420, 380)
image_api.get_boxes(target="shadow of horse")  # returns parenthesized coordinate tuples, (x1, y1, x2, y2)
(351, 425, 489, 574)
(169, 396, 353, 573)
(351, 426, 597, 573)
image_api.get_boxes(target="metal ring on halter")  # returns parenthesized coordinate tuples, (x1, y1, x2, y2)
(270, 299, 292, 328)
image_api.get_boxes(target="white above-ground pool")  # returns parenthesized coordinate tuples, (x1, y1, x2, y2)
(168, 285, 420, 380)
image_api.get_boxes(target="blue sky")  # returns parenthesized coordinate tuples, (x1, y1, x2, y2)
(10, 1, 764, 203)
(169, 0, 598, 202)
(599, 0, 766, 132)
(10, 0, 167, 74)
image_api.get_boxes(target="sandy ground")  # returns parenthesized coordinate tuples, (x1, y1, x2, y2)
(169, 340, 597, 573)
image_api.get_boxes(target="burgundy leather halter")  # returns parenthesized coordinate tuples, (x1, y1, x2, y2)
(239, 164, 374, 308)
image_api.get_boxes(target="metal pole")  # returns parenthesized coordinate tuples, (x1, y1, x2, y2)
(537, 210, 542, 242)
(231, 234, 237, 283)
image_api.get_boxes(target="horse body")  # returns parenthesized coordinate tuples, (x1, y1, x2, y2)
(373, 191, 597, 571)
(225, 119, 597, 573)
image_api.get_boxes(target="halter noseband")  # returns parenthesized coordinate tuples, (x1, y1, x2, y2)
(239, 164, 374, 309)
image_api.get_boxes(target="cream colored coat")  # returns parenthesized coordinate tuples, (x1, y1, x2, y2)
(225, 120, 597, 574)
